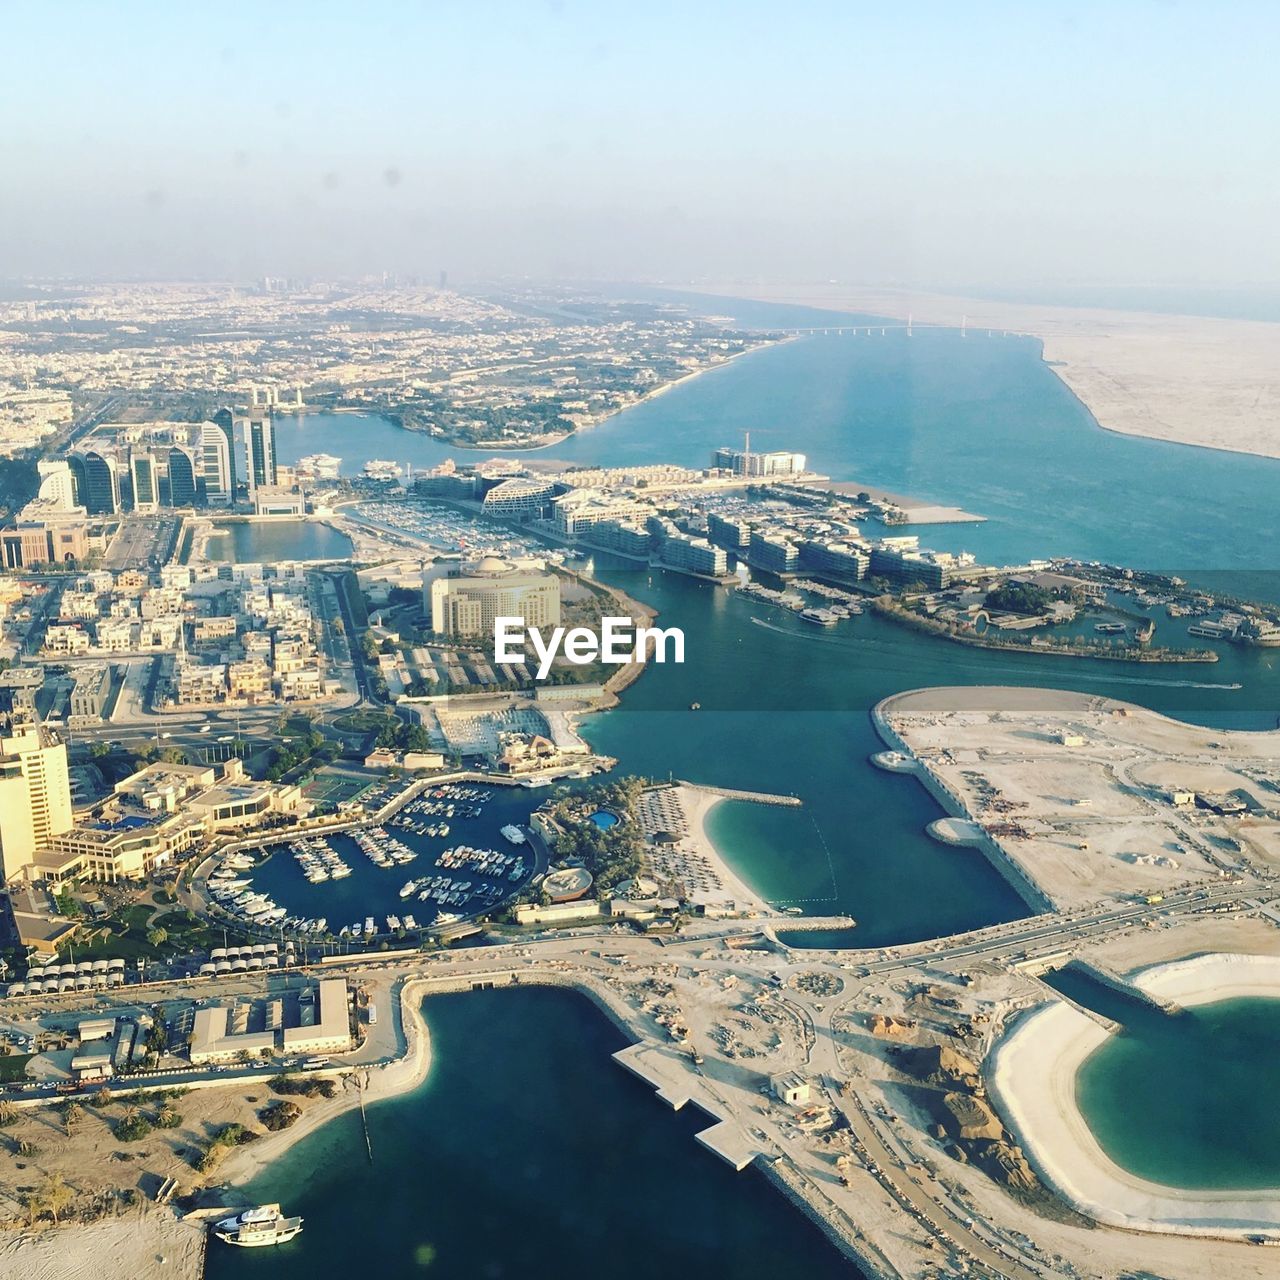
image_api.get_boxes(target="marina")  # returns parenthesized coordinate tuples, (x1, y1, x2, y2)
(205, 783, 542, 938)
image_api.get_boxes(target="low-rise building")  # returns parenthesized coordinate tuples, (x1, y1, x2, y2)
(281, 978, 352, 1055)
(189, 1006, 276, 1064)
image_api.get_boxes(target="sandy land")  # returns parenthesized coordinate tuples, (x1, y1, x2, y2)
(681, 786, 768, 912)
(680, 282, 1280, 460)
(0, 1207, 205, 1280)
(876, 684, 1280, 906)
(991, 952, 1280, 1237)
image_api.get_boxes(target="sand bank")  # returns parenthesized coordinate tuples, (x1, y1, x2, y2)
(990, 952, 1280, 1237)
(680, 283, 1280, 461)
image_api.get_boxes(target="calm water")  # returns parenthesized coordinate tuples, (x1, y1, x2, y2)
(247, 786, 541, 927)
(205, 519, 354, 564)
(204, 988, 858, 1280)
(1075, 997, 1280, 1189)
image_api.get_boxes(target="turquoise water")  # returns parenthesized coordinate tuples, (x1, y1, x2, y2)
(588, 809, 619, 830)
(1075, 997, 1280, 1189)
(203, 988, 857, 1280)
(205, 519, 354, 564)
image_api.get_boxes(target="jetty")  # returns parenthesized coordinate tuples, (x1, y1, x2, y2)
(1065, 958, 1185, 1017)
(679, 781, 803, 808)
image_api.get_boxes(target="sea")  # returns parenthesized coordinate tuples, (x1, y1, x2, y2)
(210, 293, 1280, 1266)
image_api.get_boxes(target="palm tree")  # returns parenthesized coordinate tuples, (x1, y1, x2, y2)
(63, 1101, 84, 1135)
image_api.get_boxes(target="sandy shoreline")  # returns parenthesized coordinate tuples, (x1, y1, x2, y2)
(677, 282, 1280, 461)
(398, 339, 781, 455)
(677, 785, 769, 912)
(991, 952, 1280, 1237)
(216, 982, 435, 1188)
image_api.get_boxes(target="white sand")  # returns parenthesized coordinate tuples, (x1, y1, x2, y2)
(679, 282, 1280, 461)
(672, 786, 768, 912)
(990, 952, 1280, 1237)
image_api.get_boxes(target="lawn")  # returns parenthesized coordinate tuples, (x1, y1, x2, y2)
(68, 903, 245, 966)
(0, 1052, 36, 1083)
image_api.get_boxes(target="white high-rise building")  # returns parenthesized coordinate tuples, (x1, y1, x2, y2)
(35, 460, 78, 512)
(200, 422, 233, 504)
(0, 725, 73, 882)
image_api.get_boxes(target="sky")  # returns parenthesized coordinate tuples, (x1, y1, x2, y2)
(4, 0, 1279, 288)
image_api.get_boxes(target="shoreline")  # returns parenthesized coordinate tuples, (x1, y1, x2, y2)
(216, 979, 436, 1188)
(376, 339, 784, 455)
(675, 784, 769, 913)
(871, 597, 1220, 664)
(990, 952, 1280, 1238)
(671, 283, 1280, 462)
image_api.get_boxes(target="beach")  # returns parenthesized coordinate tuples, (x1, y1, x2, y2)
(680, 282, 1280, 460)
(674, 784, 769, 913)
(990, 953, 1280, 1238)
(216, 981, 435, 1187)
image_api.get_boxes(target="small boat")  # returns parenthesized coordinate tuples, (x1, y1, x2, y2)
(213, 1204, 303, 1247)
(500, 825, 526, 845)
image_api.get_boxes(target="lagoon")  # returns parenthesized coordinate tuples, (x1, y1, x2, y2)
(204, 519, 355, 564)
(1075, 997, 1280, 1190)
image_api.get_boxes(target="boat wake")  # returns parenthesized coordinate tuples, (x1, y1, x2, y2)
(749, 616, 850, 644)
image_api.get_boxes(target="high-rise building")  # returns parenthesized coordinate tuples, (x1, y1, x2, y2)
(200, 421, 234, 504)
(237, 414, 277, 495)
(35, 460, 78, 511)
(79, 451, 120, 515)
(167, 445, 197, 507)
(0, 724, 73, 882)
(130, 451, 159, 511)
(211, 408, 238, 494)
(428, 557, 560, 637)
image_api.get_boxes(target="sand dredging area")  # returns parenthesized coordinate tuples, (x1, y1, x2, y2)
(991, 952, 1280, 1238)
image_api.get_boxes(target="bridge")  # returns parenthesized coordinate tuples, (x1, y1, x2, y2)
(776, 319, 1034, 339)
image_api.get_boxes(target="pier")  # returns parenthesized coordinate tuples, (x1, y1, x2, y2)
(678, 781, 803, 807)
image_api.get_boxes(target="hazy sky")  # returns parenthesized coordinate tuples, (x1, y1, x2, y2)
(5, 1, 1279, 287)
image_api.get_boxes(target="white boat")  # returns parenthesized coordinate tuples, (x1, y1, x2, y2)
(213, 1204, 303, 1247)
(500, 825, 526, 845)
